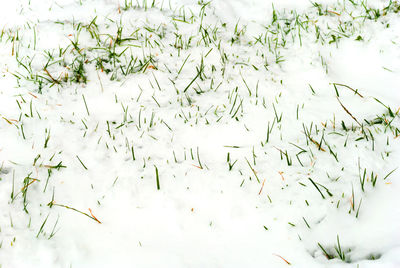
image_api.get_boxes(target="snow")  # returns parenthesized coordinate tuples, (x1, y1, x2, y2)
(0, 0, 400, 267)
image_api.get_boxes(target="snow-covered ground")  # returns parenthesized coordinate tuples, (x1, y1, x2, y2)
(0, 0, 400, 267)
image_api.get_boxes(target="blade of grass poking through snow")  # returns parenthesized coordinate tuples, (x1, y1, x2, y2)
(258, 179, 266, 195)
(88, 208, 102, 224)
(76, 155, 88, 170)
(371, 171, 378, 187)
(48, 215, 60, 239)
(20, 124, 26, 139)
(356, 198, 362, 218)
(272, 253, 291, 265)
(358, 158, 366, 191)
(82, 94, 90, 116)
(383, 168, 397, 180)
(155, 165, 160, 190)
(308, 84, 316, 95)
(36, 213, 50, 238)
(302, 217, 311, 229)
(10, 171, 15, 202)
(336, 97, 361, 127)
(245, 157, 260, 183)
(183, 71, 200, 92)
(152, 72, 162, 91)
(318, 243, 333, 259)
(315, 181, 333, 197)
(49, 202, 101, 224)
(44, 129, 51, 148)
(241, 73, 252, 96)
(334, 235, 346, 261)
(360, 167, 366, 192)
(131, 146, 136, 161)
(308, 177, 325, 199)
(333, 83, 340, 97)
(332, 83, 364, 98)
(196, 147, 203, 169)
(178, 53, 190, 75)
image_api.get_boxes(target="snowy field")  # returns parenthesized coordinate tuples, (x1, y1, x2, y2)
(0, 0, 400, 267)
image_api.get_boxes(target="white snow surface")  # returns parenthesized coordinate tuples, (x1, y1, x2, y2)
(0, 0, 400, 267)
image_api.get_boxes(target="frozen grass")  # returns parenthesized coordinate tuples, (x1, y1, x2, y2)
(0, 0, 400, 267)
